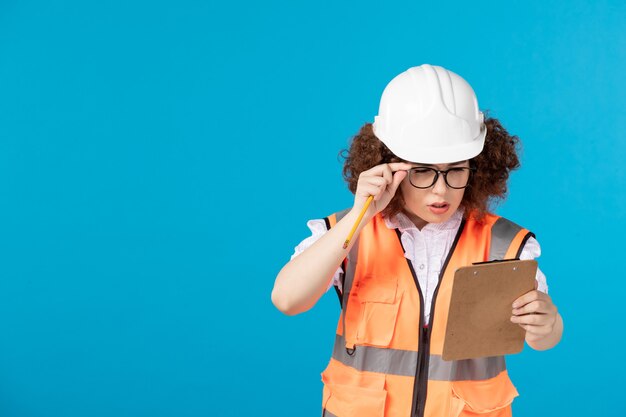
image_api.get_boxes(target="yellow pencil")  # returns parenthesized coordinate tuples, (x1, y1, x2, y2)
(343, 195, 374, 249)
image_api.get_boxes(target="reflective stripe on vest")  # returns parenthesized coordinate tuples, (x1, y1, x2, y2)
(331, 333, 506, 380)
(320, 211, 531, 417)
(489, 217, 535, 261)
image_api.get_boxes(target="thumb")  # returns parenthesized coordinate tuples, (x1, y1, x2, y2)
(389, 170, 407, 194)
(534, 279, 539, 290)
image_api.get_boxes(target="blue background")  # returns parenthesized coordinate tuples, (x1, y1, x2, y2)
(0, 0, 624, 416)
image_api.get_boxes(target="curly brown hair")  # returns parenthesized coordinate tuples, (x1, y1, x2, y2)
(339, 115, 521, 221)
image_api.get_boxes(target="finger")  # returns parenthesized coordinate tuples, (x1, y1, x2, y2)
(389, 170, 407, 194)
(512, 290, 544, 309)
(387, 162, 415, 172)
(521, 322, 553, 335)
(363, 176, 388, 188)
(357, 184, 383, 198)
(512, 300, 544, 316)
(357, 175, 386, 191)
(519, 324, 552, 336)
(360, 165, 391, 185)
(367, 183, 388, 201)
(381, 164, 393, 185)
(510, 313, 546, 326)
(363, 179, 387, 200)
(515, 300, 555, 316)
(366, 162, 413, 176)
(373, 186, 387, 200)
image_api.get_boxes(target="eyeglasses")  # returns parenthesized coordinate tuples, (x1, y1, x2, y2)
(406, 166, 476, 189)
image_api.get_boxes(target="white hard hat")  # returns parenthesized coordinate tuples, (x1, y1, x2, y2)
(373, 64, 486, 164)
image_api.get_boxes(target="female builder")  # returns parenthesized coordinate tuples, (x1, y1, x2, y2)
(271, 64, 563, 417)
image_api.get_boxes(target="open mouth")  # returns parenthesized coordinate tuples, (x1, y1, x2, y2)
(428, 202, 450, 214)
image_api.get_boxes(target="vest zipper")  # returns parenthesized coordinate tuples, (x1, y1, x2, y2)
(395, 236, 426, 417)
(407, 259, 429, 417)
(415, 325, 430, 417)
(396, 220, 466, 417)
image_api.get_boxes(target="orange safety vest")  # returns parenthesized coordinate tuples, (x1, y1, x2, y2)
(320, 209, 534, 417)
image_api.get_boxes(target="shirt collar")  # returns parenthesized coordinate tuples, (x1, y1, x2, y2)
(383, 207, 464, 233)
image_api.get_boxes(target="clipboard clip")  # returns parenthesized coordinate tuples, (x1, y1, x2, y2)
(471, 258, 520, 266)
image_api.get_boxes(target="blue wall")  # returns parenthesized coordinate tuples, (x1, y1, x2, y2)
(0, 1, 623, 416)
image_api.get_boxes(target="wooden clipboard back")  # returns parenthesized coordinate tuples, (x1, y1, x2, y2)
(442, 259, 537, 361)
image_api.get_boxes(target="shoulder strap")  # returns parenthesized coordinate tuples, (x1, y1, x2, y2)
(489, 217, 535, 261)
(324, 208, 351, 229)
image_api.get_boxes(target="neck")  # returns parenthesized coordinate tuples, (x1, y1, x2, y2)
(401, 209, 428, 230)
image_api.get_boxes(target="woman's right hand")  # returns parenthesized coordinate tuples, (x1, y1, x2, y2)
(353, 162, 414, 219)
(271, 163, 413, 316)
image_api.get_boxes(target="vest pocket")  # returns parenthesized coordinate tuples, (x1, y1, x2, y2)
(323, 381, 387, 417)
(450, 373, 519, 416)
(354, 275, 402, 347)
(321, 363, 387, 417)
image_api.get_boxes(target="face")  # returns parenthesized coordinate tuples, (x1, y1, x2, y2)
(398, 160, 471, 229)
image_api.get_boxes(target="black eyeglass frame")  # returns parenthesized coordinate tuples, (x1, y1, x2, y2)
(406, 166, 477, 189)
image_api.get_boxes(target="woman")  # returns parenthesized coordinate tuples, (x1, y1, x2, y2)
(271, 64, 563, 417)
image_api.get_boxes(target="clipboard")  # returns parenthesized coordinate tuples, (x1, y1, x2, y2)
(442, 259, 537, 361)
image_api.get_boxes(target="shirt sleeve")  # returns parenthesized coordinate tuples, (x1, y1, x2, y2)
(518, 236, 549, 294)
(290, 219, 344, 293)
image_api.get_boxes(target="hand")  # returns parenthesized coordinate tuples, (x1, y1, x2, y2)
(510, 284, 559, 343)
(353, 162, 413, 220)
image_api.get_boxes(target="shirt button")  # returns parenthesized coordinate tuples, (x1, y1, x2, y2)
(419, 264, 425, 270)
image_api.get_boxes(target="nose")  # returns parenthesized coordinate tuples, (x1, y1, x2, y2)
(432, 172, 447, 195)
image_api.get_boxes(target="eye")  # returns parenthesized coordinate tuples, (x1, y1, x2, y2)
(412, 168, 433, 174)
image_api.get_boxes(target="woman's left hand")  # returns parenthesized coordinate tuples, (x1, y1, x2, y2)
(510, 287, 559, 343)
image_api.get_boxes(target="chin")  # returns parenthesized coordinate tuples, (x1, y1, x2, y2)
(420, 210, 454, 224)
(426, 214, 450, 223)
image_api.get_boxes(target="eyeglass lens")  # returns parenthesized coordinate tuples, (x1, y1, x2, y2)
(408, 167, 472, 189)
